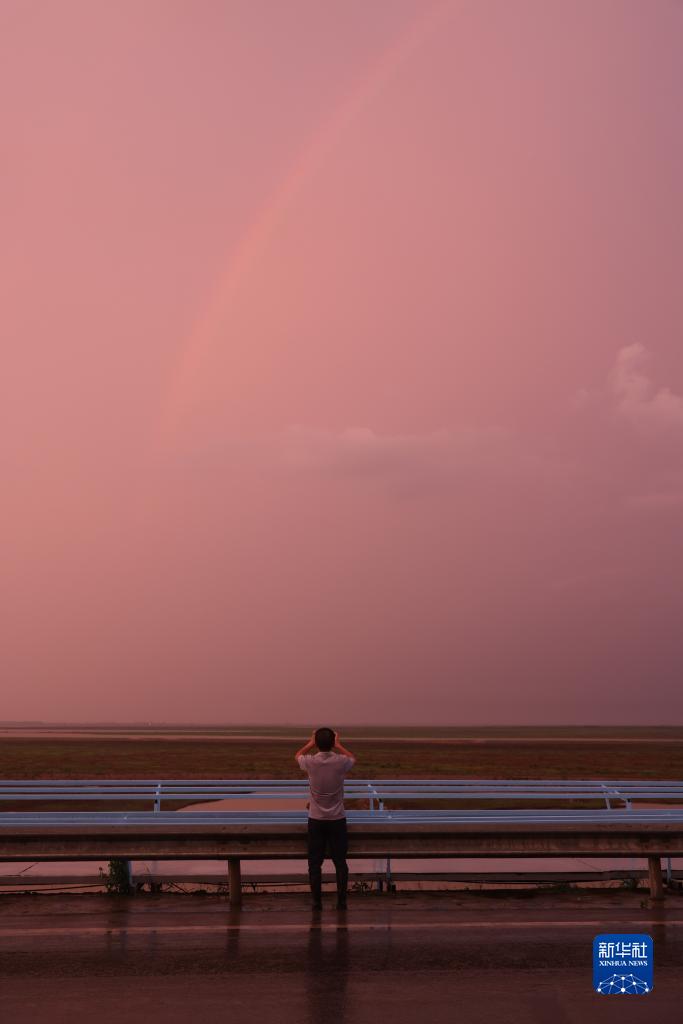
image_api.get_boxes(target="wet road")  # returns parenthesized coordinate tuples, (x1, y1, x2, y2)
(1, 891, 682, 1023)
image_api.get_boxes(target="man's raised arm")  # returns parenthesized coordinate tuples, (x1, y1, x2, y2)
(334, 731, 356, 763)
(294, 730, 316, 765)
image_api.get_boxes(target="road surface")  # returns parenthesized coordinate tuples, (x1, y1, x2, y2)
(1, 890, 681, 1022)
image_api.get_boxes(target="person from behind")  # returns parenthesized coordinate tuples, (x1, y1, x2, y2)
(294, 727, 356, 911)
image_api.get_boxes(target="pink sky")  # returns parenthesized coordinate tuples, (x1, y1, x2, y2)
(2, 0, 683, 724)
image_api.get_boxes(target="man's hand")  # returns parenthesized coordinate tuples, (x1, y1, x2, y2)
(294, 730, 317, 763)
(333, 731, 355, 763)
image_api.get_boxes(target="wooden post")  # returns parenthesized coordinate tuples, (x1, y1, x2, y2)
(647, 856, 664, 900)
(228, 857, 242, 907)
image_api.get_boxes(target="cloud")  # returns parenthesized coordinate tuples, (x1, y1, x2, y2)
(571, 346, 683, 514)
(280, 424, 563, 497)
(550, 566, 635, 591)
(625, 491, 683, 511)
(608, 344, 683, 428)
(282, 425, 453, 476)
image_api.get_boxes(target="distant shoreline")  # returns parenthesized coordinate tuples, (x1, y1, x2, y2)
(2, 726, 683, 744)
(3, 722, 682, 730)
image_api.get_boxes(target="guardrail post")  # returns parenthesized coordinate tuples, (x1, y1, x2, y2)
(154, 784, 162, 813)
(125, 860, 134, 894)
(228, 857, 242, 907)
(647, 856, 664, 900)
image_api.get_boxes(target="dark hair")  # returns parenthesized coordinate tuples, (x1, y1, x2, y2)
(315, 727, 335, 752)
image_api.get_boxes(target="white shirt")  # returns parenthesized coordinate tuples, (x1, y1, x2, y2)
(297, 750, 355, 820)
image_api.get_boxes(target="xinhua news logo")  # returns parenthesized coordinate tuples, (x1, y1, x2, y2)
(593, 934, 653, 994)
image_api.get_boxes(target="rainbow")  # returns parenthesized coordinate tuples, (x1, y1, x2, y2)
(156, 0, 452, 446)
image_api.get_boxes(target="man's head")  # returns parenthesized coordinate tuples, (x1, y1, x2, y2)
(314, 727, 335, 752)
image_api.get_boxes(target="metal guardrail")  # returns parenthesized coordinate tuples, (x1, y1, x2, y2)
(2, 780, 681, 904)
(3, 809, 683, 826)
(1, 778, 683, 821)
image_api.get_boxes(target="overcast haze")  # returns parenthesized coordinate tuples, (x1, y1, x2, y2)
(2, 0, 683, 723)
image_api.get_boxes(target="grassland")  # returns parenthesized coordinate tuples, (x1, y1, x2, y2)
(1, 725, 682, 779)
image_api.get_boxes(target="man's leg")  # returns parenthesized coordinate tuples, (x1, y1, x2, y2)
(328, 817, 349, 907)
(307, 818, 326, 909)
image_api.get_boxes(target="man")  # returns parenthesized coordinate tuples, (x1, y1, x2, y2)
(295, 727, 356, 911)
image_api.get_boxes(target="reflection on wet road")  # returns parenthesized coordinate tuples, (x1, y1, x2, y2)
(1, 892, 682, 1023)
